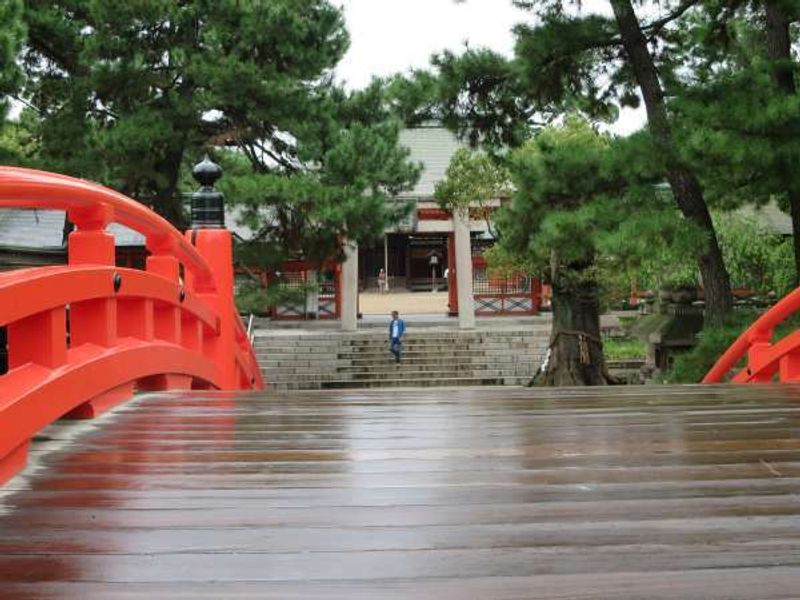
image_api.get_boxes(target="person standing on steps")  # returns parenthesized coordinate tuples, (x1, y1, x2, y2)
(389, 310, 406, 364)
(377, 268, 387, 294)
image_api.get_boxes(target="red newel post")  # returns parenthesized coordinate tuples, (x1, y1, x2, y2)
(185, 155, 240, 389)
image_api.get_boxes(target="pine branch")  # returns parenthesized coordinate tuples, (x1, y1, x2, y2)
(642, 0, 702, 37)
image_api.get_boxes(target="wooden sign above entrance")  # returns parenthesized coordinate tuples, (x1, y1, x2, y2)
(417, 208, 451, 221)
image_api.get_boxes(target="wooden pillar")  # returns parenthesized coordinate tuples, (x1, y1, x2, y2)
(341, 241, 358, 331)
(447, 232, 457, 316)
(453, 207, 475, 329)
(384, 234, 390, 292)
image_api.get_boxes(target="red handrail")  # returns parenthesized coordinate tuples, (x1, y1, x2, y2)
(0, 166, 215, 288)
(703, 286, 800, 383)
(0, 167, 264, 484)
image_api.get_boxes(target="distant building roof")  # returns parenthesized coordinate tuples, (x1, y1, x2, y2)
(0, 208, 65, 249)
(654, 184, 792, 237)
(398, 124, 465, 199)
(226, 205, 257, 241)
(0, 206, 255, 251)
(0, 208, 146, 249)
(737, 202, 793, 236)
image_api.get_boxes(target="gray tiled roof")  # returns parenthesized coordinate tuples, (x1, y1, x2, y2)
(0, 209, 146, 249)
(0, 207, 255, 249)
(398, 125, 465, 199)
(0, 208, 65, 248)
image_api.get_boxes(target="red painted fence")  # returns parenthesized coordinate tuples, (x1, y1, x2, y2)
(0, 167, 263, 483)
(704, 287, 800, 384)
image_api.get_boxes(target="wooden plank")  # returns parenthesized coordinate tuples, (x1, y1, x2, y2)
(2, 568, 800, 600)
(1, 385, 800, 598)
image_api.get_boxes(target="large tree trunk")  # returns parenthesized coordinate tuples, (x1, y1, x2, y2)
(610, 0, 733, 323)
(534, 275, 613, 386)
(765, 1, 800, 287)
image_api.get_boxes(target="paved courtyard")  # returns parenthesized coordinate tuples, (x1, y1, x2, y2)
(360, 291, 450, 315)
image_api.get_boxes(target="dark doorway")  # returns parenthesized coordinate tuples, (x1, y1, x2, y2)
(407, 234, 448, 292)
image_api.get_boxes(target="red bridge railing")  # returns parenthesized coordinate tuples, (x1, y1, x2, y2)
(703, 287, 800, 384)
(0, 167, 263, 483)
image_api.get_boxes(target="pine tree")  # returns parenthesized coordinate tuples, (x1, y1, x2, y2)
(14, 1, 419, 266)
(669, 0, 800, 286)
(494, 117, 692, 385)
(401, 0, 735, 323)
(0, 0, 25, 157)
(222, 106, 420, 268)
(18, 1, 349, 227)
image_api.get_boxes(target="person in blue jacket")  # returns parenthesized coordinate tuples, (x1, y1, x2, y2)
(389, 310, 406, 363)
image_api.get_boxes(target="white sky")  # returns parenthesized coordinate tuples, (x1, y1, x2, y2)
(336, 0, 647, 135)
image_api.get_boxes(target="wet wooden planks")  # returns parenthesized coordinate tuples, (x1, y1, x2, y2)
(2, 385, 800, 598)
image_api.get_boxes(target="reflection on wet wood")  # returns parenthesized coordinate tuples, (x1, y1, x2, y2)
(2, 385, 800, 599)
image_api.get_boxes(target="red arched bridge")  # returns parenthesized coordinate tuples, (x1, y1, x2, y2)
(0, 166, 263, 483)
(1, 167, 800, 598)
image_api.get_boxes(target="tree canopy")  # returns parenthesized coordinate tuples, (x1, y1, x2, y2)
(396, 0, 741, 322)
(5, 0, 419, 267)
(18, 0, 350, 225)
(492, 117, 697, 383)
(669, 0, 800, 285)
(433, 147, 511, 237)
(223, 115, 419, 268)
(0, 0, 25, 161)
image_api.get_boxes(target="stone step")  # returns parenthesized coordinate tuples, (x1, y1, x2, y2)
(345, 369, 531, 381)
(337, 341, 546, 351)
(264, 363, 531, 376)
(259, 356, 545, 367)
(257, 362, 542, 375)
(254, 329, 547, 339)
(255, 340, 545, 353)
(334, 349, 543, 361)
(319, 376, 527, 389)
(342, 333, 547, 342)
(253, 335, 549, 349)
(262, 369, 529, 384)
(258, 359, 338, 368)
(334, 360, 535, 372)
(253, 345, 341, 354)
(344, 341, 542, 349)
(254, 323, 548, 390)
(256, 345, 546, 362)
(266, 377, 530, 391)
(254, 327, 551, 337)
(259, 359, 539, 372)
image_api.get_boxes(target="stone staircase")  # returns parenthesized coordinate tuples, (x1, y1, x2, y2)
(255, 327, 550, 390)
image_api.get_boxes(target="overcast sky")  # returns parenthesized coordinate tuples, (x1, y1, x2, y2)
(336, 0, 647, 135)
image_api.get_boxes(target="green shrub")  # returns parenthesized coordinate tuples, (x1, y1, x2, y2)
(715, 213, 796, 297)
(235, 282, 309, 316)
(603, 338, 647, 360)
(666, 309, 800, 383)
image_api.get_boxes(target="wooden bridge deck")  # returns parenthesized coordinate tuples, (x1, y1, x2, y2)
(2, 385, 800, 599)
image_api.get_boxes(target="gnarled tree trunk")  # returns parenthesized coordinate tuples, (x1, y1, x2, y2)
(533, 275, 613, 386)
(610, 0, 733, 323)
